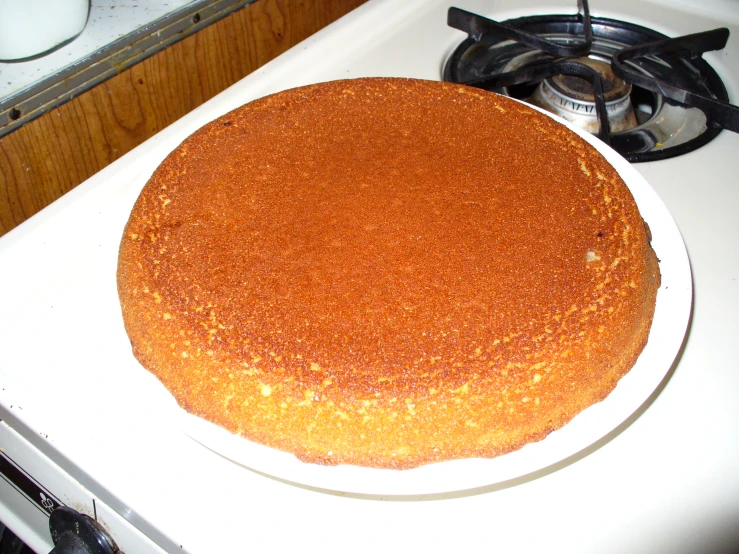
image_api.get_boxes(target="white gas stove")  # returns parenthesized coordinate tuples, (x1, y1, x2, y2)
(1, 0, 738, 552)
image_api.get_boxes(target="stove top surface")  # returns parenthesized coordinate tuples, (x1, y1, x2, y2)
(1, 1, 738, 553)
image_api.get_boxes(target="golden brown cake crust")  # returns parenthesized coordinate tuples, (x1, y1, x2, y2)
(117, 78, 660, 469)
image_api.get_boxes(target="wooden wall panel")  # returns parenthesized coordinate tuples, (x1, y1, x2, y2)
(0, 0, 367, 238)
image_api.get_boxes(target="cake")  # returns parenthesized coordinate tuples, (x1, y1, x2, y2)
(117, 77, 660, 470)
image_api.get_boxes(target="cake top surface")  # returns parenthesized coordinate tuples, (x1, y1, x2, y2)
(121, 78, 646, 397)
(117, 78, 661, 471)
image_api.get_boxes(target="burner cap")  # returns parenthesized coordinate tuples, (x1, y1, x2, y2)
(531, 57, 638, 133)
(548, 58, 630, 102)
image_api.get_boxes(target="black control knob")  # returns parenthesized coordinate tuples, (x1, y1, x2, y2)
(48, 506, 118, 554)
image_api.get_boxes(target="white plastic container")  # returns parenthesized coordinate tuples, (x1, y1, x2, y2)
(0, 0, 90, 61)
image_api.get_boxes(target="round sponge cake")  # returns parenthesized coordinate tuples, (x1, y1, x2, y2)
(117, 78, 660, 469)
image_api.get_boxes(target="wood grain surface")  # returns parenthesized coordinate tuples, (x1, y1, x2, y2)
(0, 0, 367, 238)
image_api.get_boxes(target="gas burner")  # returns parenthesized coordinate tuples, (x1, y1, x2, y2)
(530, 56, 637, 134)
(443, 1, 739, 162)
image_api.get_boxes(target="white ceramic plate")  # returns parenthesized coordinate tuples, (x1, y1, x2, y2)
(180, 107, 692, 497)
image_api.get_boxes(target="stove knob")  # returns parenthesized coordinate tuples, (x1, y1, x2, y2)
(48, 506, 119, 554)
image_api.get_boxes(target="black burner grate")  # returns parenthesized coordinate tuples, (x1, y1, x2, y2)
(443, 0, 738, 162)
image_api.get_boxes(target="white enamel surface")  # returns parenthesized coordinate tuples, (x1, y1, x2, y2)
(1, 0, 738, 552)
